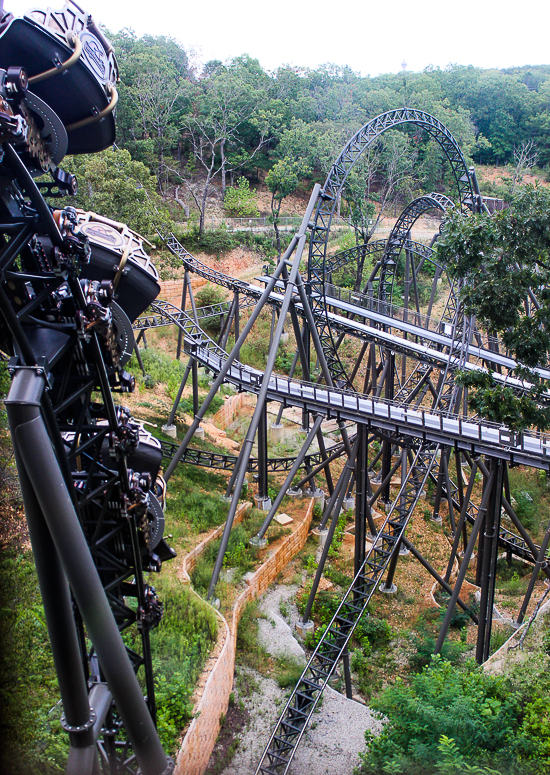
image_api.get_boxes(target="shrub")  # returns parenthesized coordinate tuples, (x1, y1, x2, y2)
(195, 283, 226, 309)
(358, 658, 522, 775)
(224, 177, 259, 217)
(199, 226, 234, 258)
(355, 615, 392, 648)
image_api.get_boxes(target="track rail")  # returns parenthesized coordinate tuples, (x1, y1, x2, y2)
(255, 445, 437, 775)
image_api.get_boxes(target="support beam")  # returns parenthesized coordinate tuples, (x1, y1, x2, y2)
(257, 401, 269, 502)
(204, 185, 322, 599)
(434, 464, 496, 658)
(476, 459, 503, 663)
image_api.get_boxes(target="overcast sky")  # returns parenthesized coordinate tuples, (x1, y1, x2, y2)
(5, 0, 550, 76)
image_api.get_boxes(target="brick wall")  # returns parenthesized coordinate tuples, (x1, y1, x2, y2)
(174, 498, 315, 775)
(158, 277, 208, 309)
(211, 391, 250, 431)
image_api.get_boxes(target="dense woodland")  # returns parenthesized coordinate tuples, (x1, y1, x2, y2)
(73, 27, 550, 238)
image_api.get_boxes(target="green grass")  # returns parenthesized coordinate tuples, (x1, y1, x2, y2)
(149, 576, 218, 754)
(275, 657, 304, 688)
(190, 509, 266, 596)
(165, 464, 230, 535)
(508, 468, 550, 541)
(0, 550, 68, 774)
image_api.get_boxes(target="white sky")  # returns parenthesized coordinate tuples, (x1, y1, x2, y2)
(5, 0, 550, 76)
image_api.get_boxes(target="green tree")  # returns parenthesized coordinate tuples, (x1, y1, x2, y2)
(108, 30, 191, 181)
(266, 156, 309, 257)
(64, 147, 172, 235)
(177, 56, 277, 234)
(436, 184, 550, 431)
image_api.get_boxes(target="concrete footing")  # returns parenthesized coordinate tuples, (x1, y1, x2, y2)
(312, 528, 329, 548)
(270, 423, 285, 443)
(343, 495, 355, 512)
(249, 535, 267, 548)
(287, 487, 302, 499)
(295, 619, 315, 639)
(254, 496, 272, 511)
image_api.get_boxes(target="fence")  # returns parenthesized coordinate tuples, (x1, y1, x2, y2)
(201, 214, 444, 236)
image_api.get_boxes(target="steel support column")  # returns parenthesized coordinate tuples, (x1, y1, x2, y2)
(257, 401, 269, 502)
(476, 458, 503, 663)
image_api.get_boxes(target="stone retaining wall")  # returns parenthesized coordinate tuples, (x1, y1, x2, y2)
(175, 498, 315, 775)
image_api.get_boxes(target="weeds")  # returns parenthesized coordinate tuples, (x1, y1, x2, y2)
(275, 657, 304, 688)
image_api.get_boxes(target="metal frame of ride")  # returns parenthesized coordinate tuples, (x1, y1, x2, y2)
(0, 4, 174, 774)
(2, 4, 550, 775)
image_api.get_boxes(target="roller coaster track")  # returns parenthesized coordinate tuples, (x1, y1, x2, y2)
(149, 226, 550, 397)
(255, 444, 437, 775)
(146, 298, 550, 469)
(158, 438, 348, 473)
(134, 296, 257, 331)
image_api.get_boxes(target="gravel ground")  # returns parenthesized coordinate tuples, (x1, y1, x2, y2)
(219, 585, 382, 775)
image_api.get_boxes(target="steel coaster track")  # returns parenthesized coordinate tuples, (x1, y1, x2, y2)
(134, 296, 257, 331)
(172, 321, 550, 469)
(307, 109, 476, 388)
(144, 300, 548, 560)
(153, 229, 547, 397)
(255, 444, 438, 775)
(179, 325, 549, 563)
(158, 438, 347, 473)
(160, 232, 266, 298)
(378, 193, 453, 307)
(174, 320, 546, 560)
(139, 294, 550, 468)
(148, 288, 547, 410)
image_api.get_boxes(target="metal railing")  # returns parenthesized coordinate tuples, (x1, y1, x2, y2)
(185, 337, 550, 469)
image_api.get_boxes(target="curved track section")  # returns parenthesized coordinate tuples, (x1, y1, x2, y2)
(153, 299, 550, 468)
(308, 109, 476, 388)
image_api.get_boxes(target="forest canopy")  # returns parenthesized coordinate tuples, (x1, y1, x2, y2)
(83, 28, 550, 237)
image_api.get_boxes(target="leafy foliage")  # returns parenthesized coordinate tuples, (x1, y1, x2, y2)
(436, 185, 550, 431)
(63, 147, 172, 235)
(358, 658, 522, 775)
(148, 576, 218, 754)
(0, 551, 67, 774)
(195, 283, 227, 309)
(224, 177, 259, 217)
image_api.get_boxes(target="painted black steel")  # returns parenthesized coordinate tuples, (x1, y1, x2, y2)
(0, 7, 174, 771)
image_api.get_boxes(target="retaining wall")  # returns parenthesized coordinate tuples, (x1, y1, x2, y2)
(159, 277, 208, 309)
(175, 498, 315, 775)
(211, 392, 251, 431)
